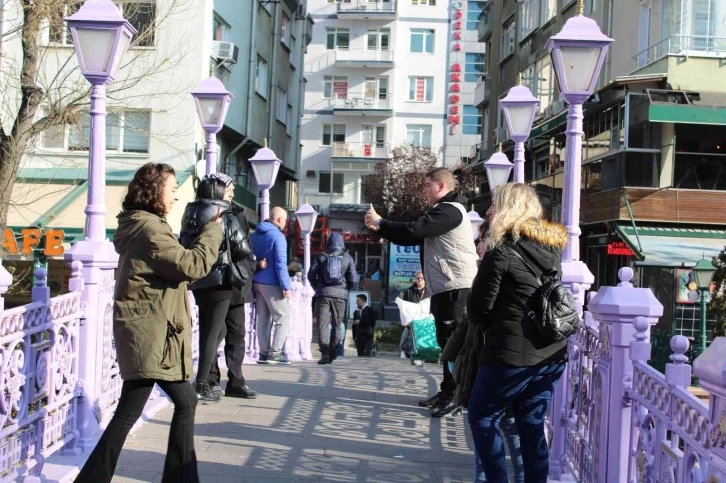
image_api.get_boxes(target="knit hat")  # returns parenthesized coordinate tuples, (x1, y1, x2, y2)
(204, 172, 234, 187)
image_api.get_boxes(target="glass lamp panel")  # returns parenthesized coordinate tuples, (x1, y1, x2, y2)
(297, 213, 316, 233)
(490, 166, 512, 189)
(75, 27, 116, 73)
(693, 266, 716, 289)
(109, 30, 132, 77)
(252, 161, 277, 186)
(198, 97, 223, 126)
(507, 104, 537, 136)
(559, 45, 601, 92)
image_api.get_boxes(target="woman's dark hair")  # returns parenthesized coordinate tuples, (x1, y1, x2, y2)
(196, 177, 227, 201)
(122, 163, 176, 216)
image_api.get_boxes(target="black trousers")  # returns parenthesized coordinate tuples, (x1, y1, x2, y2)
(430, 288, 469, 398)
(356, 339, 373, 357)
(317, 297, 347, 357)
(208, 303, 247, 389)
(75, 379, 199, 483)
(195, 294, 231, 388)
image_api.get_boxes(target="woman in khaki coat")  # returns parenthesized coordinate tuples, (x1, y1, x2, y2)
(76, 163, 223, 483)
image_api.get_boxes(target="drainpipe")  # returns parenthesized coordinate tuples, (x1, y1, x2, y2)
(224, 137, 253, 187)
(244, 0, 259, 138)
(267, 1, 281, 144)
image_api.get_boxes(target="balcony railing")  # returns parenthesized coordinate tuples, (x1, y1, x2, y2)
(474, 77, 490, 106)
(632, 34, 726, 70)
(332, 142, 391, 159)
(335, 49, 394, 63)
(478, 4, 493, 40)
(337, 0, 397, 14)
(331, 93, 392, 112)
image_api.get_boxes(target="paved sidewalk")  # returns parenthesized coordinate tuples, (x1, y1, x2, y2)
(111, 355, 478, 483)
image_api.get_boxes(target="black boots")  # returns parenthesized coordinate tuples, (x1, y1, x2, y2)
(318, 344, 331, 365)
(195, 382, 220, 403)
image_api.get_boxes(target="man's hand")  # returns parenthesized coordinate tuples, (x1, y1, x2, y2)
(365, 205, 382, 232)
(283, 290, 291, 299)
(353, 319, 360, 326)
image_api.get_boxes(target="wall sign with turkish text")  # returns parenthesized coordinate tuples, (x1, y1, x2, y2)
(2, 228, 65, 256)
(449, 1, 465, 133)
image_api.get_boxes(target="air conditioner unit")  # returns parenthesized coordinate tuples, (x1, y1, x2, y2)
(305, 170, 316, 179)
(392, 147, 403, 157)
(211, 41, 239, 64)
(495, 127, 507, 144)
(295, 4, 307, 19)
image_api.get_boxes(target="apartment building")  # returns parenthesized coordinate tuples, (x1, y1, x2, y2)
(469, 0, 726, 359)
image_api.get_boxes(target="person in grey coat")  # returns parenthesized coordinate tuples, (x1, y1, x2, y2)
(308, 232, 358, 364)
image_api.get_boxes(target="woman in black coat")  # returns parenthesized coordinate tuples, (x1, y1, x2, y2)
(466, 183, 568, 483)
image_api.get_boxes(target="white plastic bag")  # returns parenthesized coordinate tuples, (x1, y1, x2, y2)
(395, 297, 431, 327)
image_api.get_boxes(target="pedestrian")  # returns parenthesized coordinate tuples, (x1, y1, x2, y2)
(467, 183, 568, 483)
(352, 293, 377, 356)
(308, 232, 358, 364)
(365, 167, 478, 418)
(400, 271, 426, 359)
(74, 163, 223, 483)
(251, 206, 293, 365)
(180, 173, 258, 402)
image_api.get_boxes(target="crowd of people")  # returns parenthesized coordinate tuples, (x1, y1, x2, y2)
(76, 162, 569, 483)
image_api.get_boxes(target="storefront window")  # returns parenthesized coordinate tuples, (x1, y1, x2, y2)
(626, 93, 660, 149)
(583, 101, 625, 161)
(624, 152, 659, 187)
(674, 153, 726, 190)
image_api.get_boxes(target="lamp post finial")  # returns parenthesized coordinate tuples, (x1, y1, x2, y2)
(577, 0, 585, 15)
(264, 138, 268, 148)
(518, 73, 523, 85)
(498, 143, 503, 152)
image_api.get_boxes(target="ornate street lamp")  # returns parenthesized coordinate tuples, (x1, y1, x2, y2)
(191, 75, 233, 176)
(692, 257, 717, 356)
(295, 200, 319, 285)
(500, 78, 539, 183)
(467, 205, 484, 241)
(249, 140, 282, 221)
(484, 145, 514, 192)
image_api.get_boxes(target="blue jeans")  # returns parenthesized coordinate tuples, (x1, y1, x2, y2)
(468, 362, 565, 483)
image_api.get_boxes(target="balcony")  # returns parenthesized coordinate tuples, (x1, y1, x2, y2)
(474, 77, 490, 107)
(632, 35, 726, 71)
(335, 49, 395, 68)
(478, 4, 493, 41)
(337, 0, 397, 20)
(331, 142, 391, 161)
(331, 94, 393, 117)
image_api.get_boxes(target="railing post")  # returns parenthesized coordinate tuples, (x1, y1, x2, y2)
(587, 267, 663, 483)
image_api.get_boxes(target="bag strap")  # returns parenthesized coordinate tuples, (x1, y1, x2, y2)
(505, 245, 541, 287)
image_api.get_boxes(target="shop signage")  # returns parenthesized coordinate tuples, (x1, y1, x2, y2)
(330, 229, 380, 244)
(448, 1, 465, 133)
(607, 241, 635, 257)
(387, 243, 422, 305)
(2, 228, 65, 256)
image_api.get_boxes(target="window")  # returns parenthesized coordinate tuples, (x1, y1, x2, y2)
(323, 76, 348, 99)
(367, 29, 390, 51)
(360, 174, 375, 203)
(319, 172, 344, 194)
(364, 77, 388, 100)
(281, 13, 291, 46)
(321, 124, 346, 146)
(213, 15, 231, 41)
(520, 55, 555, 116)
(286, 105, 293, 136)
(117, 1, 156, 47)
(463, 106, 481, 135)
(410, 29, 434, 53)
(520, 0, 538, 40)
(464, 53, 485, 82)
(41, 108, 65, 150)
(256, 56, 268, 97)
(49, 3, 82, 45)
(541, 0, 557, 24)
(500, 17, 515, 58)
(467, 2, 485, 30)
(276, 88, 288, 124)
(326, 28, 350, 50)
(406, 124, 432, 148)
(61, 110, 150, 153)
(411, 0, 435, 4)
(408, 77, 433, 102)
(362, 125, 386, 148)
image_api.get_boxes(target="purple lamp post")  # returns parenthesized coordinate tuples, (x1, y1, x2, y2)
(484, 145, 514, 192)
(249, 140, 282, 222)
(295, 200, 319, 285)
(499, 79, 539, 183)
(467, 205, 484, 241)
(63, 0, 136, 449)
(191, 76, 233, 176)
(545, 0, 613, 476)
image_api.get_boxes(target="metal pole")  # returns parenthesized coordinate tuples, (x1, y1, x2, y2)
(205, 130, 217, 176)
(561, 102, 584, 263)
(303, 232, 311, 286)
(86, 84, 108, 241)
(513, 140, 525, 183)
(261, 188, 270, 222)
(700, 291, 708, 355)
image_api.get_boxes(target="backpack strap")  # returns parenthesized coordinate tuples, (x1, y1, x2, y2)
(505, 245, 541, 287)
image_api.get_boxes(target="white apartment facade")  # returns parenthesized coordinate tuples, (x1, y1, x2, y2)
(300, 0, 453, 215)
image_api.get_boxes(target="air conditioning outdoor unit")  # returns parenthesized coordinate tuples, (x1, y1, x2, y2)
(295, 4, 307, 19)
(211, 41, 239, 64)
(306, 170, 316, 179)
(392, 147, 403, 157)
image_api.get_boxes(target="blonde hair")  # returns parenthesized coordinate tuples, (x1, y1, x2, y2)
(487, 183, 543, 249)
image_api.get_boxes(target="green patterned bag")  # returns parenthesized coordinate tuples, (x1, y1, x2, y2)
(410, 316, 441, 362)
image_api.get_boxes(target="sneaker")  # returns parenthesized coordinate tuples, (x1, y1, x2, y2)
(418, 391, 445, 408)
(195, 382, 220, 404)
(210, 385, 224, 399)
(268, 354, 292, 365)
(257, 354, 269, 365)
(225, 385, 258, 399)
(318, 357, 330, 365)
(431, 399, 462, 418)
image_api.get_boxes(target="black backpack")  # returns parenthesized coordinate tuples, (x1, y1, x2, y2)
(506, 246, 579, 342)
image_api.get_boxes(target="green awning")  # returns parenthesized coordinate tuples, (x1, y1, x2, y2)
(530, 110, 568, 139)
(615, 223, 726, 267)
(648, 104, 726, 125)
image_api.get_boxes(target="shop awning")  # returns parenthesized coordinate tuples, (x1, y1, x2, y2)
(648, 104, 726, 125)
(615, 223, 726, 267)
(530, 110, 568, 139)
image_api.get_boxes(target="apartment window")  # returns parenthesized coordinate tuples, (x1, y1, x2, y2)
(520, 0, 538, 40)
(319, 172, 344, 194)
(326, 28, 350, 50)
(286, 105, 293, 136)
(408, 77, 433, 102)
(367, 29, 390, 51)
(323, 76, 348, 99)
(406, 124, 432, 148)
(321, 124, 346, 146)
(50, 2, 156, 47)
(213, 15, 231, 41)
(281, 13, 291, 46)
(64, 110, 150, 153)
(541, 0, 557, 23)
(41, 109, 65, 150)
(256, 56, 268, 97)
(462, 106, 481, 135)
(464, 53, 485, 82)
(411, 0, 435, 4)
(410, 29, 434, 53)
(467, 2, 485, 30)
(276, 88, 288, 124)
(501, 17, 515, 58)
(360, 174, 375, 203)
(521, 55, 555, 115)
(365, 77, 389, 100)
(362, 125, 386, 148)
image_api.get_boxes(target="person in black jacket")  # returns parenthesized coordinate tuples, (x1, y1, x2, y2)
(179, 173, 256, 403)
(466, 183, 568, 483)
(352, 294, 377, 356)
(308, 232, 358, 364)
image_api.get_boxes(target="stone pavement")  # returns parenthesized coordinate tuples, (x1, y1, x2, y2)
(110, 355, 480, 483)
